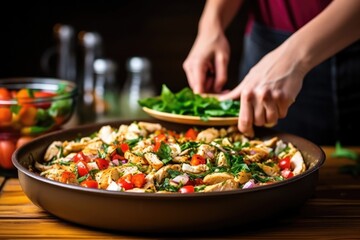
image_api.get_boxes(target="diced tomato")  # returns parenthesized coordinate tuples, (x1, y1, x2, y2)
(179, 185, 195, 193)
(80, 180, 98, 189)
(190, 154, 206, 166)
(185, 128, 198, 140)
(117, 177, 134, 190)
(33, 91, 57, 108)
(60, 171, 77, 184)
(95, 158, 109, 170)
(194, 178, 204, 186)
(76, 160, 89, 177)
(120, 143, 130, 153)
(153, 133, 167, 152)
(281, 169, 294, 179)
(279, 156, 291, 170)
(131, 173, 146, 188)
(73, 151, 90, 163)
(111, 152, 125, 161)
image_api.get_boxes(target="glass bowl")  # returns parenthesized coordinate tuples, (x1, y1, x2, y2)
(0, 77, 78, 170)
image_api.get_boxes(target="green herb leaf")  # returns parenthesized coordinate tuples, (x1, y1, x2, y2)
(331, 141, 358, 160)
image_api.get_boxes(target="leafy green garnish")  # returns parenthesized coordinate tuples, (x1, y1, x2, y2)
(138, 84, 240, 120)
(331, 141, 358, 160)
(157, 142, 172, 164)
(331, 141, 360, 176)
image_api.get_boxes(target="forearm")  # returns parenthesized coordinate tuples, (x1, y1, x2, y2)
(198, 0, 243, 37)
(285, 0, 360, 74)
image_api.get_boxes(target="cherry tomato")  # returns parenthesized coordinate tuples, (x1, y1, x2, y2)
(76, 160, 89, 177)
(80, 180, 98, 189)
(95, 158, 109, 170)
(33, 91, 57, 108)
(179, 185, 195, 193)
(0, 107, 12, 123)
(131, 173, 146, 188)
(16, 88, 34, 106)
(16, 136, 34, 149)
(279, 156, 291, 170)
(19, 106, 37, 126)
(190, 154, 206, 166)
(185, 128, 198, 140)
(0, 140, 16, 169)
(0, 87, 11, 100)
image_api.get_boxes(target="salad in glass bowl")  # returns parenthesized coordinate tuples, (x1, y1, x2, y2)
(0, 77, 78, 170)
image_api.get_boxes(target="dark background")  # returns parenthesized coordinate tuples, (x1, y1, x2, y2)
(0, 1, 247, 94)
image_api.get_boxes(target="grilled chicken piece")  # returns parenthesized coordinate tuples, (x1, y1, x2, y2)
(216, 152, 228, 167)
(241, 147, 270, 162)
(258, 161, 280, 177)
(44, 141, 63, 161)
(62, 137, 99, 155)
(236, 170, 252, 184)
(196, 144, 216, 160)
(196, 128, 219, 143)
(95, 168, 120, 189)
(124, 151, 147, 164)
(138, 121, 162, 133)
(182, 163, 209, 174)
(203, 172, 234, 185)
(203, 179, 238, 192)
(290, 151, 306, 175)
(144, 152, 164, 170)
(154, 164, 182, 183)
(263, 137, 279, 148)
(98, 125, 117, 144)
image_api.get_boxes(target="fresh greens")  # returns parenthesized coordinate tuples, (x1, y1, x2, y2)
(331, 141, 360, 176)
(138, 84, 240, 120)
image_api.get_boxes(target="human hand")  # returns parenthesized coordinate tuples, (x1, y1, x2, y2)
(183, 30, 230, 94)
(218, 45, 306, 137)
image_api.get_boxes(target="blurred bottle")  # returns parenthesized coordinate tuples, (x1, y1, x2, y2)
(119, 57, 156, 119)
(93, 58, 120, 122)
(77, 31, 102, 124)
(53, 24, 77, 82)
(40, 24, 77, 82)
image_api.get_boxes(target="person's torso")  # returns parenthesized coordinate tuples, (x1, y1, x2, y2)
(246, 0, 332, 33)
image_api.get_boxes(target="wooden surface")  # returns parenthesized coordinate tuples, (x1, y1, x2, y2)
(1, 146, 360, 239)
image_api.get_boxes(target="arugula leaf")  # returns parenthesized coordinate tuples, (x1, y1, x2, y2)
(157, 142, 172, 164)
(331, 141, 358, 160)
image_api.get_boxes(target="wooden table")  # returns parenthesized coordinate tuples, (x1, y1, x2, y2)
(1, 147, 359, 239)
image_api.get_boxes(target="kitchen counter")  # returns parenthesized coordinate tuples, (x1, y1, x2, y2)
(0, 146, 359, 239)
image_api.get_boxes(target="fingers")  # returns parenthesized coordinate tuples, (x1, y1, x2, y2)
(213, 53, 228, 93)
(238, 92, 255, 138)
(183, 62, 207, 93)
(238, 88, 286, 137)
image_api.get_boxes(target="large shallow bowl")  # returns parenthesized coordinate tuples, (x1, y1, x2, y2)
(12, 119, 325, 233)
